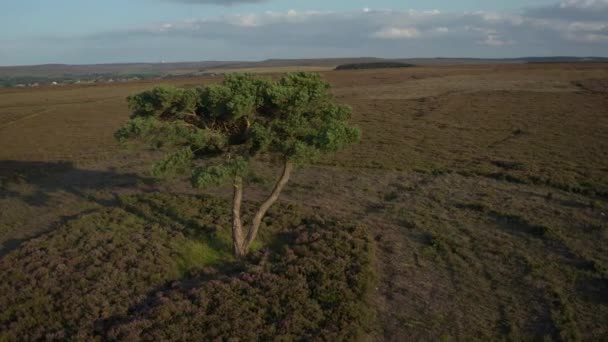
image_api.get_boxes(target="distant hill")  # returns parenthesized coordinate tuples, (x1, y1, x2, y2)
(335, 62, 415, 70)
(1, 56, 607, 87)
(516, 56, 608, 64)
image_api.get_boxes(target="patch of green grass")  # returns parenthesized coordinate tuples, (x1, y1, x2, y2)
(107, 218, 375, 341)
(173, 239, 233, 273)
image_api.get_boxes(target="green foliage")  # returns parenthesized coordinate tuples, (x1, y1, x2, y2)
(252, 73, 361, 163)
(191, 157, 248, 188)
(151, 122, 214, 150)
(151, 148, 195, 178)
(196, 73, 268, 121)
(116, 72, 360, 185)
(127, 86, 197, 118)
(115, 116, 225, 152)
(114, 116, 157, 142)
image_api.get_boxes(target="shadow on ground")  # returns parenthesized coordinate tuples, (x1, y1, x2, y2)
(0, 160, 154, 256)
(0, 160, 153, 205)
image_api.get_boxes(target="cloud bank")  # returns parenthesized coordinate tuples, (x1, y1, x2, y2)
(123, 2, 608, 51)
(3, 1, 607, 65)
(525, 0, 608, 21)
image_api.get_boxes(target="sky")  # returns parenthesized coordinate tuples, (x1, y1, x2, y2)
(0, 0, 607, 65)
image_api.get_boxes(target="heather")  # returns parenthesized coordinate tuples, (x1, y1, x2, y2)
(0, 193, 374, 341)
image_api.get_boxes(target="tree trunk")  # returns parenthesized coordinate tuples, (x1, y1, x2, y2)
(242, 161, 293, 253)
(232, 176, 246, 258)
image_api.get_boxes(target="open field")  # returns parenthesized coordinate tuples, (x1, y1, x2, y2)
(1, 63, 607, 339)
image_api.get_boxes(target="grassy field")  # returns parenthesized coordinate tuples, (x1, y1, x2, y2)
(0, 63, 607, 340)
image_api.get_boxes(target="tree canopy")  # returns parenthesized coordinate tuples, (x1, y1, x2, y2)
(117, 72, 359, 185)
(116, 72, 360, 256)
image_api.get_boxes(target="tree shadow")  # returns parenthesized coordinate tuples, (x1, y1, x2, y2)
(0, 160, 153, 206)
(0, 208, 101, 258)
(0, 159, 154, 255)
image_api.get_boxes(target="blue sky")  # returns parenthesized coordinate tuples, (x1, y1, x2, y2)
(0, 0, 558, 37)
(0, 0, 607, 65)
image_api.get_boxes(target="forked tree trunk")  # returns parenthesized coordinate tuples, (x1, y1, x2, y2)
(243, 161, 293, 253)
(231, 176, 246, 257)
(229, 161, 293, 258)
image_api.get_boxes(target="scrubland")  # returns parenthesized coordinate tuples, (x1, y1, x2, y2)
(1, 63, 607, 340)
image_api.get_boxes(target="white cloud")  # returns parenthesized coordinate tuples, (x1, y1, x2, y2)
(559, 0, 608, 9)
(526, 0, 608, 20)
(94, 5, 608, 56)
(4, 2, 608, 65)
(94, 5, 608, 50)
(478, 34, 512, 46)
(372, 27, 420, 39)
(564, 21, 608, 41)
(227, 14, 260, 27)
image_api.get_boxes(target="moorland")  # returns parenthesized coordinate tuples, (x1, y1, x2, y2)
(1, 62, 607, 340)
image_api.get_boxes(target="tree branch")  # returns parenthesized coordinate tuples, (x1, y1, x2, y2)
(243, 160, 293, 252)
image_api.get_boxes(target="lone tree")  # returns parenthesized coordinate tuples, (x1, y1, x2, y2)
(116, 72, 360, 257)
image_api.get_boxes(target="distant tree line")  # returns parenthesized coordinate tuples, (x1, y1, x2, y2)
(335, 62, 415, 70)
